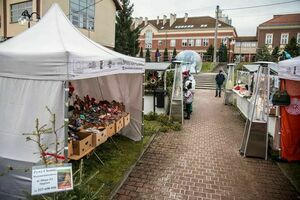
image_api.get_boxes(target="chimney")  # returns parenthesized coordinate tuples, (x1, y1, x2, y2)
(145, 17, 148, 26)
(134, 17, 139, 29)
(139, 17, 143, 25)
(170, 13, 176, 27)
(163, 15, 167, 25)
(184, 13, 188, 23)
(157, 16, 159, 25)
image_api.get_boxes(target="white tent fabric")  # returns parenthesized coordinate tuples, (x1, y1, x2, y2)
(0, 4, 144, 199)
(278, 56, 300, 81)
(0, 3, 144, 80)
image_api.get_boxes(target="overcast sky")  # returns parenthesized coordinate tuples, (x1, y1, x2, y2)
(130, 0, 300, 36)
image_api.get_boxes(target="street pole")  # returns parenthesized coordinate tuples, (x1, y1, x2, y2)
(213, 5, 219, 64)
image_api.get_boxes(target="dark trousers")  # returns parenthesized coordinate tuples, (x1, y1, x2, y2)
(215, 84, 222, 97)
(185, 103, 192, 119)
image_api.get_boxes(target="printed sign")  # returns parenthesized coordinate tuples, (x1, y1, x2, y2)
(32, 164, 73, 195)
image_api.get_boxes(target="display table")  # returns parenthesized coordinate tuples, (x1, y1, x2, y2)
(232, 89, 277, 137)
(232, 89, 250, 119)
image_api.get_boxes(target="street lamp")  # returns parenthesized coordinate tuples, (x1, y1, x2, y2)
(18, 10, 40, 28)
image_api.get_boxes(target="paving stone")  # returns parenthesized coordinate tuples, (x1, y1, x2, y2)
(113, 90, 299, 200)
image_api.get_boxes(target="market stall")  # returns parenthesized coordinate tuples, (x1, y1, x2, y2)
(0, 4, 144, 199)
(233, 62, 279, 138)
(144, 62, 171, 114)
(277, 56, 300, 161)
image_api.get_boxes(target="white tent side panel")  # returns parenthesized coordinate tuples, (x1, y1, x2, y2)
(72, 74, 143, 141)
(0, 77, 65, 163)
(278, 56, 300, 81)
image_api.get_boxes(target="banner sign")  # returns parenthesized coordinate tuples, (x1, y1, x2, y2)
(32, 164, 73, 195)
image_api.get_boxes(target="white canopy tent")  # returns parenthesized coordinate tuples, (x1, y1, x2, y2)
(0, 4, 144, 199)
(278, 56, 300, 81)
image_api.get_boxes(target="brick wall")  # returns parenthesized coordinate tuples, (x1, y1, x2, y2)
(257, 28, 300, 49)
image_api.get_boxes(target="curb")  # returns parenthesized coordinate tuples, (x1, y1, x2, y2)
(109, 133, 157, 199)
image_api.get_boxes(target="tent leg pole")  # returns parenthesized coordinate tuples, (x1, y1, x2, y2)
(109, 137, 121, 152)
(244, 66, 262, 157)
(265, 66, 270, 160)
(64, 80, 69, 162)
(93, 152, 105, 166)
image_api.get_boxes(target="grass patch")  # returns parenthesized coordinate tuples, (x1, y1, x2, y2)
(29, 114, 181, 200)
(201, 62, 215, 73)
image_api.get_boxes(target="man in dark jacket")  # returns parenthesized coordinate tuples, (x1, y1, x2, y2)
(215, 70, 225, 97)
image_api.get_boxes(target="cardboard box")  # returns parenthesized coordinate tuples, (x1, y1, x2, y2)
(106, 122, 116, 137)
(68, 140, 73, 157)
(72, 132, 93, 155)
(123, 113, 130, 127)
(92, 128, 108, 147)
(115, 117, 124, 133)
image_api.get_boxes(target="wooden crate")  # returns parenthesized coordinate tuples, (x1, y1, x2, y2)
(115, 117, 124, 133)
(106, 122, 116, 137)
(68, 140, 73, 157)
(123, 113, 130, 127)
(92, 128, 108, 147)
(72, 132, 93, 156)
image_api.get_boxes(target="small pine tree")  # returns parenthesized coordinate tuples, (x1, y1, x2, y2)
(145, 49, 151, 62)
(256, 45, 271, 61)
(163, 48, 169, 62)
(271, 46, 279, 62)
(218, 44, 228, 62)
(139, 47, 144, 58)
(285, 37, 300, 57)
(172, 48, 177, 59)
(115, 0, 140, 56)
(155, 48, 160, 62)
(204, 45, 214, 61)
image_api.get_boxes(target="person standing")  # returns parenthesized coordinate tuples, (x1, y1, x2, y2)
(215, 70, 225, 97)
(184, 82, 194, 119)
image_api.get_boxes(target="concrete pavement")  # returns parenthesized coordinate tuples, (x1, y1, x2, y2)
(114, 90, 299, 200)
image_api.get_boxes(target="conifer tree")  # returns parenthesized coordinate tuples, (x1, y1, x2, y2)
(271, 46, 279, 62)
(115, 0, 140, 56)
(218, 44, 228, 62)
(285, 37, 300, 57)
(256, 45, 271, 61)
(145, 49, 151, 62)
(172, 48, 177, 59)
(163, 48, 169, 62)
(139, 47, 144, 58)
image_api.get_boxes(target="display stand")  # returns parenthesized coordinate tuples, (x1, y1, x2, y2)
(224, 63, 236, 105)
(169, 61, 184, 123)
(240, 64, 270, 160)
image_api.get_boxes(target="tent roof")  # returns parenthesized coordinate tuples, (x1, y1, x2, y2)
(243, 62, 279, 74)
(0, 4, 144, 80)
(278, 56, 300, 81)
(145, 62, 171, 71)
(243, 64, 260, 72)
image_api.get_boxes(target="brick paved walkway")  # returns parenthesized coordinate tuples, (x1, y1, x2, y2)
(114, 90, 299, 200)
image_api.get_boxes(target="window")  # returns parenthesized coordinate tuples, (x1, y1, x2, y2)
(203, 38, 209, 46)
(182, 39, 187, 47)
(265, 33, 273, 45)
(188, 39, 194, 47)
(297, 33, 300, 44)
(235, 42, 241, 47)
(170, 39, 176, 47)
(251, 42, 256, 47)
(10, 1, 32, 23)
(70, 0, 95, 30)
(280, 33, 289, 45)
(195, 39, 201, 47)
(158, 40, 163, 46)
(145, 30, 152, 49)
